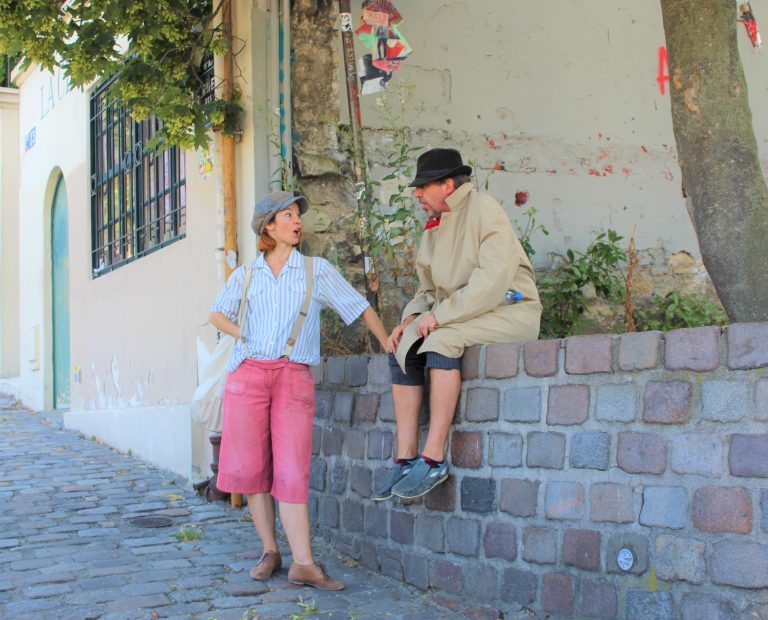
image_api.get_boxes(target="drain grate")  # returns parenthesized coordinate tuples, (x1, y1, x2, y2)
(126, 515, 174, 528)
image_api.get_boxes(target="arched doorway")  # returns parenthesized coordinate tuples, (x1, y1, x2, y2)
(51, 175, 70, 408)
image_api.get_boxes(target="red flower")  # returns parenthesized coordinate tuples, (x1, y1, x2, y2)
(424, 217, 441, 230)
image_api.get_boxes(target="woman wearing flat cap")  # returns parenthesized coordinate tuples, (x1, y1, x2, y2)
(209, 191, 388, 590)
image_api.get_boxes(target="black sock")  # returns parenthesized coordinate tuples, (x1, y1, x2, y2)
(395, 457, 417, 465)
(421, 455, 444, 468)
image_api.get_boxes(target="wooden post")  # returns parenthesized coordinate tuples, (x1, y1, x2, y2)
(337, 0, 379, 313)
(220, 0, 242, 509)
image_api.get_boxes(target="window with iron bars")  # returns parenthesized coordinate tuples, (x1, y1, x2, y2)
(89, 75, 186, 277)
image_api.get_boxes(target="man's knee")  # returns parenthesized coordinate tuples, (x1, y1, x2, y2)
(389, 352, 426, 386)
(425, 352, 462, 371)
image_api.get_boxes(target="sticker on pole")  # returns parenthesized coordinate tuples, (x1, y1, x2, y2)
(355, 0, 412, 94)
(739, 2, 762, 49)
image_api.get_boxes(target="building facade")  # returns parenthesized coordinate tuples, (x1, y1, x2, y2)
(3, 0, 768, 481)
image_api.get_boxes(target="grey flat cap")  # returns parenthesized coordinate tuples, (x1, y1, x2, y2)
(251, 191, 309, 234)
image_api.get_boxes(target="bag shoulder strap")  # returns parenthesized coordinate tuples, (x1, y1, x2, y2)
(237, 264, 253, 356)
(283, 255, 314, 358)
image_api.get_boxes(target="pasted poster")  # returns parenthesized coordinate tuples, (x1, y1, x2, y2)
(355, 0, 412, 94)
(739, 2, 762, 49)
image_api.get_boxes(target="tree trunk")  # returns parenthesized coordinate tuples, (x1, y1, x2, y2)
(660, 0, 768, 322)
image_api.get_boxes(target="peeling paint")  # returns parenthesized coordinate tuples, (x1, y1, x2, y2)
(111, 357, 122, 398)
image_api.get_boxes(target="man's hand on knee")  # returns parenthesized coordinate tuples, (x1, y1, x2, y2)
(416, 313, 438, 338)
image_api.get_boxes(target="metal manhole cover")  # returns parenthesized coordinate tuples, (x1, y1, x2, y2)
(126, 515, 174, 528)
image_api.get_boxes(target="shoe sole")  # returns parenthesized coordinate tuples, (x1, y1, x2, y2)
(288, 578, 345, 590)
(392, 473, 449, 499)
(372, 466, 414, 502)
(250, 568, 281, 581)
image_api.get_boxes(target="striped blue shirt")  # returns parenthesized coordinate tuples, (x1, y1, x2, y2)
(210, 250, 369, 370)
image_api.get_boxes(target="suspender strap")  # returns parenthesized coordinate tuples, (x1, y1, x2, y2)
(283, 256, 314, 358)
(236, 264, 253, 358)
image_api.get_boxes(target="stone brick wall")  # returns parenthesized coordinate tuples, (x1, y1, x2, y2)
(308, 324, 768, 619)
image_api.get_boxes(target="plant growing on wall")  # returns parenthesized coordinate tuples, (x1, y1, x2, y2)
(342, 82, 425, 331)
(539, 229, 627, 338)
(367, 85, 424, 294)
(633, 291, 727, 332)
(0, 0, 242, 148)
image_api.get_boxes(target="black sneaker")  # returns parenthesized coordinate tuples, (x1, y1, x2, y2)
(391, 457, 449, 499)
(372, 460, 416, 501)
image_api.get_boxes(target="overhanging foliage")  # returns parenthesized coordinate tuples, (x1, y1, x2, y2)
(0, 0, 241, 148)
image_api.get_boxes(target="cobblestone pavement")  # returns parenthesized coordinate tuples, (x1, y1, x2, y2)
(0, 400, 469, 620)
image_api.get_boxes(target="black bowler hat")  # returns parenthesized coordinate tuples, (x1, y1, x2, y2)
(408, 148, 473, 187)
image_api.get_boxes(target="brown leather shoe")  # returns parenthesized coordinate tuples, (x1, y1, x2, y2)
(249, 550, 282, 580)
(288, 562, 344, 590)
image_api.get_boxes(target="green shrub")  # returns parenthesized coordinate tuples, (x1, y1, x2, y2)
(633, 291, 727, 331)
(539, 230, 627, 339)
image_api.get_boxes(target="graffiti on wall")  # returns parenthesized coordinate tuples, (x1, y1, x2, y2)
(657, 46, 669, 96)
(355, 0, 412, 94)
(657, 4, 763, 97)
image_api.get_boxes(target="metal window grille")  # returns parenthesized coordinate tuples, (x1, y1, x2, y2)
(89, 76, 186, 277)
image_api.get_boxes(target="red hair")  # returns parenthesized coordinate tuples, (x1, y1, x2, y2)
(258, 232, 276, 253)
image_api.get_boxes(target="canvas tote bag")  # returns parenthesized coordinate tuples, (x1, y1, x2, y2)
(191, 264, 253, 433)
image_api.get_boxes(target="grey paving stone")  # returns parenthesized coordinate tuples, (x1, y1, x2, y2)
(22, 582, 73, 598)
(639, 486, 687, 529)
(0, 408, 468, 620)
(502, 386, 542, 422)
(346, 355, 368, 386)
(680, 593, 736, 620)
(522, 526, 556, 565)
(671, 433, 723, 476)
(489, 432, 524, 467)
(445, 516, 480, 557)
(570, 431, 610, 470)
(711, 541, 768, 588)
(625, 590, 674, 620)
(701, 379, 751, 422)
(655, 535, 706, 584)
(119, 581, 171, 597)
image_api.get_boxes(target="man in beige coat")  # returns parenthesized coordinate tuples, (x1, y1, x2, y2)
(374, 148, 542, 501)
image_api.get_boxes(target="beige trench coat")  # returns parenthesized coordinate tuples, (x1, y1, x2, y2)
(395, 183, 542, 371)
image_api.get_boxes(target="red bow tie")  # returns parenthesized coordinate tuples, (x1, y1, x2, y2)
(424, 217, 441, 230)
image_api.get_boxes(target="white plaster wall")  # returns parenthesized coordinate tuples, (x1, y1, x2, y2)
(342, 0, 768, 265)
(16, 64, 87, 411)
(62, 405, 194, 480)
(0, 88, 20, 378)
(13, 64, 223, 476)
(13, 1, 274, 480)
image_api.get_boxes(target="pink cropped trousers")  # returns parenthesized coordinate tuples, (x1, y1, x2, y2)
(216, 358, 315, 503)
